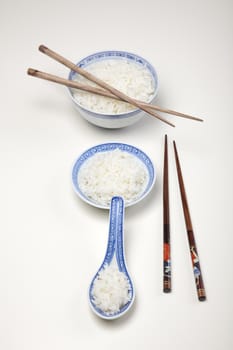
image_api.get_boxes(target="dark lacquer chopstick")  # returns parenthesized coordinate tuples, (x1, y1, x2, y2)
(163, 135, 171, 292)
(173, 141, 206, 301)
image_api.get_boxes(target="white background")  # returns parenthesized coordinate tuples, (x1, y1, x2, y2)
(1, 1, 233, 349)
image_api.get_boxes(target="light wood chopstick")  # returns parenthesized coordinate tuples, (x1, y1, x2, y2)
(173, 140, 206, 301)
(38, 45, 175, 127)
(27, 68, 203, 123)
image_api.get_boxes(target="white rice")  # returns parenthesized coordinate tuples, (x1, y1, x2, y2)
(91, 262, 130, 315)
(72, 59, 155, 114)
(78, 148, 149, 206)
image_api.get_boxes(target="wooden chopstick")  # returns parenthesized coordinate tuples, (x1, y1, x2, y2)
(27, 68, 123, 98)
(27, 68, 132, 104)
(173, 141, 206, 301)
(38, 45, 176, 127)
(163, 135, 171, 292)
(27, 68, 203, 123)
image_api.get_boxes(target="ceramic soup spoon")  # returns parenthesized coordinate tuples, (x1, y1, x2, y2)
(72, 142, 155, 319)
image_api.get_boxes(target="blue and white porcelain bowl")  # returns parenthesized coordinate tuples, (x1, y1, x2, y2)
(68, 51, 158, 128)
(72, 142, 156, 209)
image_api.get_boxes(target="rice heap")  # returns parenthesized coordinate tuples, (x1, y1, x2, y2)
(78, 148, 149, 207)
(72, 58, 155, 114)
(91, 262, 130, 315)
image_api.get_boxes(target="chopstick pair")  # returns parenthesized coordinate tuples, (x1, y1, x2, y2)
(163, 135, 206, 301)
(27, 45, 204, 128)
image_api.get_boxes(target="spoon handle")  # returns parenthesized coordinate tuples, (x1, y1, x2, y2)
(101, 196, 124, 266)
(109, 197, 133, 290)
(110, 196, 125, 271)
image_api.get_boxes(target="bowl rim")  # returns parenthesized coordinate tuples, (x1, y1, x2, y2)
(71, 142, 156, 209)
(67, 50, 159, 118)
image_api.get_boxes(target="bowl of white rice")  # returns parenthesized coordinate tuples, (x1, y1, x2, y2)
(72, 142, 155, 209)
(68, 51, 158, 128)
